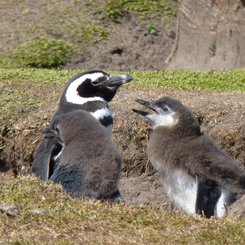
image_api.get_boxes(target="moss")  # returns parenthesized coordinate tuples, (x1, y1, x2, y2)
(104, 0, 176, 21)
(0, 1, 110, 68)
(78, 24, 109, 44)
(11, 37, 74, 68)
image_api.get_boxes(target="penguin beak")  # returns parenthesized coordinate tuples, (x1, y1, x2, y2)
(104, 74, 133, 87)
(132, 99, 157, 116)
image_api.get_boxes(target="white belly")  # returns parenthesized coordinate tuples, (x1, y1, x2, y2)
(157, 166, 198, 215)
(214, 191, 228, 217)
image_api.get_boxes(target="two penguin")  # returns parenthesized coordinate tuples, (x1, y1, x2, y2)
(133, 96, 245, 217)
(32, 70, 244, 217)
(32, 70, 133, 201)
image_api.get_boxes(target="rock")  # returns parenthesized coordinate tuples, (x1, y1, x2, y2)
(0, 204, 18, 216)
(228, 195, 245, 218)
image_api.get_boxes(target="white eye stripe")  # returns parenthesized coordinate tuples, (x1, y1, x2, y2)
(65, 72, 108, 105)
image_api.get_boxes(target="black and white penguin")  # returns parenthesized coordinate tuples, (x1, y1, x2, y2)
(32, 70, 132, 180)
(43, 110, 122, 202)
(133, 96, 245, 217)
(54, 70, 133, 134)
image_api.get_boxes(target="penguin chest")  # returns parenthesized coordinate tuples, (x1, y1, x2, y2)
(156, 164, 198, 214)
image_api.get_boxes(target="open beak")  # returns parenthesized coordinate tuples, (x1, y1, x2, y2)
(104, 74, 133, 87)
(132, 99, 157, 116)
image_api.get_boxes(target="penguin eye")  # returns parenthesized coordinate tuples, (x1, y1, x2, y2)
(162, 106, 169, 112)
(91, 76, 107, 86)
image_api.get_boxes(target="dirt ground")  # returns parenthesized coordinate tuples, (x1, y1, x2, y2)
(64, 14, 176, 71)
(1, 87, 244, 210)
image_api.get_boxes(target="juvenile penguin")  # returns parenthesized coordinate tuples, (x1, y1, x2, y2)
(43, 110, 122, 202)
(133, 96, 245, 217)
(32, 70, 132, 180)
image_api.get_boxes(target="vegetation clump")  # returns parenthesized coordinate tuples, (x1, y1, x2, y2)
(12, 37, 74, 68)
(104, 0, 176, 21)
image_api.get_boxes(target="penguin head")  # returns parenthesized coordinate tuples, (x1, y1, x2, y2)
(51, 110, 105, 144)
(63, 70, 133, 105)
(133, 96, 200, 133)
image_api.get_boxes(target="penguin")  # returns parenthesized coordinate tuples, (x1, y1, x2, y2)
(133, 96, 245, 217)
(42, 110, 122, 202)
(54, 70, 133, 133)
(32, 70, 132, 180)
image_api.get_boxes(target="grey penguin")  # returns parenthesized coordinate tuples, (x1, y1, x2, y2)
(133, 96, 245, 217)
(32, 70, 132, 180)
(43, 110, 122, 202)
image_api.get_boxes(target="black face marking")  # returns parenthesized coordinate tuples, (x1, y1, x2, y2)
(91, 76, 107, 86)
(99, 116, 113, 128)
(76, 79, 117, 102)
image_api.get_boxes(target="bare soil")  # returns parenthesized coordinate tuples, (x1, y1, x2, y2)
(1, 87, 244, 209)
(65, 14, 176, 71)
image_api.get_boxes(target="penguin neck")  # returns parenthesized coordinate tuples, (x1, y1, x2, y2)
(151, 122, 202, 140)
(54, 100, 114, 135)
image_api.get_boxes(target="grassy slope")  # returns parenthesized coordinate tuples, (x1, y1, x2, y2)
(0, 68, 244, 149)
(0, 0, 176, 69)
(1, 68, 244, 128)
(0, 175, 244, 244)
(0, 68, 245, 244)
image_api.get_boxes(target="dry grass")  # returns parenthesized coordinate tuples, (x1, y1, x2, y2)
(0, 68, 245, 244)
(0, 174, 244, 244)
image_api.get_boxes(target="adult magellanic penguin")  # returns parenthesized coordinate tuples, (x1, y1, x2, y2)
(133, 96, 245, 217)
(32, 70, 132, 180)
(54, 70, 133, 132)
(43, 110, 122, 202)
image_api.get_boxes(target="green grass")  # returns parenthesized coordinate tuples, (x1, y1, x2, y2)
(0, 67, 244, 133)
(0, 1, 109, 68)
(0, 68, 244, 127)
(13, 37, 74, 68)
(0, 0, 177, 69)
(129, 70, 245, 91)
(1, 68, 244, 148)
(104, 0, 176, 21)
(0, 69, 244, 243)
(1, 68, 245, 91)
(0, 175, 244, 244)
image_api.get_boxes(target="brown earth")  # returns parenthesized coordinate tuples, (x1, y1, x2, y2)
(64, 14, 176, 71)
(0, 1, 177, 71)
(1, 87, 244, 210)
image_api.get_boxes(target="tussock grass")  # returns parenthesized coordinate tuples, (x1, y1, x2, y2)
(0, 175, 244, 244)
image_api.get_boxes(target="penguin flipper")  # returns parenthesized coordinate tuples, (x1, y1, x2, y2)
(32, 137, 60, 180)
(195, 178, 221, 218)
(49, 164, 86, 196)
